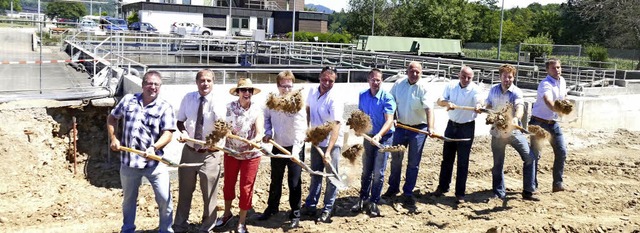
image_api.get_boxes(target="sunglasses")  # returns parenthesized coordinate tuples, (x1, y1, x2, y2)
(321, 66, 338, 74)
(237, 88, 254, 93)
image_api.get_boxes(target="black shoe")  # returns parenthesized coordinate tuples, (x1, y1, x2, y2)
(402, 196, 416, 208)
(316, 211, 331, 223)
(257, 209, 277, 221)
(432, 189, 446, 197)
(455, 196, 465, 204)
(301, 206, 317, 217)
(368, 203, 381, 217)
(290, 218, 300, 228)
(214, 214, 233, 228)
(351, 199, 364, 212)
(522, 192, 541, 201)
(382, 190, 398, 199)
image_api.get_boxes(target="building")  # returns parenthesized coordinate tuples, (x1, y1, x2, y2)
(121, 0, 327, 36)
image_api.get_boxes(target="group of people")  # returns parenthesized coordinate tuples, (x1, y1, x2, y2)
(106, 58, 569, 233)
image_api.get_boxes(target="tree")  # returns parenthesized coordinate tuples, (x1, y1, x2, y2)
(391, 0, 474, 40)
(469, 0, 500, 43)
(45, 2, 87, 21)
(572, 0, 640, 69)
(0, 0, 21, 12)
(345, 0, 395, 36)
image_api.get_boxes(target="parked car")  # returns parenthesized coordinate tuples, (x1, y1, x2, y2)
(100, 17, 128, 31)
(129, 22, 158, 33)
(170, 22, 212, 36)
(78, 19, 99, 32)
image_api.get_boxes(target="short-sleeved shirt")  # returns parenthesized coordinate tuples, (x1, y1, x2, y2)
(485, 84, 524, 138)
(358, 88, 396, 136)
(177, 91, 226, 149)
(307, 86, 344, 147)
(110, 93, 177, 169)
(531, 75, 567, 120)
(441, 80, 481, 123)
(264, 92, 307, 149)
(389, 76, 434, 125)
(225, 100, 262, 160)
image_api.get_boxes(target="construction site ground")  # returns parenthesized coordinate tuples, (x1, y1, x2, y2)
(1, 106, 639, 232)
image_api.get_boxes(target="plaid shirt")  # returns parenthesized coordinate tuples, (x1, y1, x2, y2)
(111, 93, 177, 169)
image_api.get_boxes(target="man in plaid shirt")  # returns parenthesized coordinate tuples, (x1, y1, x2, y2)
(107, 71, 177, 233)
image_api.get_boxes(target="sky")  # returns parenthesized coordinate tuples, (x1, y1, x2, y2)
(305, 0, 567, 12)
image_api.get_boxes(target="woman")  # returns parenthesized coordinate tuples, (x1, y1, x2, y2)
(215, 78, 264, 233)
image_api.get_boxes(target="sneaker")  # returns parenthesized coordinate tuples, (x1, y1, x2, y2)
(257, 208, 277, 221)
(289, 218, 300, 228)
(552, 185, 566, 192)
(350, 199, 364, 212)
(368, 203, 381, 217)
(237, 223, 248, 233)
(214, 214, 233, 228)
(316, 211, 331, 223)
(402, 196, 416, 208)
(522, 192, 541, 201)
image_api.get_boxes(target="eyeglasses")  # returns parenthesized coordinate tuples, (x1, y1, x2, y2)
(277, 85, 293, 89)
(321, 66, 338, 74)
(237, 88, 254, 93)
(143, 82, 161, 87)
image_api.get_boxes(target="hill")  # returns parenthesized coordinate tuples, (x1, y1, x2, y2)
(305, 3, 334, 14)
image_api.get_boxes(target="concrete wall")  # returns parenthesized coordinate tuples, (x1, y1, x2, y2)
(139, 10, 203, 34)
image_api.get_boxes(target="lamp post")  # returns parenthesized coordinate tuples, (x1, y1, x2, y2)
(497, 0, 504, 60)
(371, 0, 375, 35)
(291, 0, 296, 42)
(38, 0, 42, 94)
(229, 0, 233, 36)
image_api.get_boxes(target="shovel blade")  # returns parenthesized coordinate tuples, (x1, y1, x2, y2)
(328, 176, 348, 191)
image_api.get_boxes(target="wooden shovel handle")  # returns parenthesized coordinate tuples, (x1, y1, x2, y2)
(396, 123, 431, 136)
(227, 134, 262, 149)
(118, 146, 170, 165)
(361, 134, 384, 149)
(268, 139, 292, 155)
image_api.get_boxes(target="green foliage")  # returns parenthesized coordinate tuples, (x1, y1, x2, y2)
(521, 33, 554, 60)
(45, 2, 86, 21)
(286, 31, 353, 43)
(0, 0, 22, 12)
(127, 12, 139, 25)
(585, 44, 608, 62)
(328, 10, 347, 33)
(304, 6, 317, 12)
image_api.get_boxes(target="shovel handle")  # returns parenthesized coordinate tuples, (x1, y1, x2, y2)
(513, 124, 531, 134)
(118, 146, 177, 166)
(452, 106, 492, 114)
(227, 134, 262, 149)
(396, 123, 431, 136)
(268, 139, 292, 155)
(361, 134, 384, 149)
(183, 137, 206, 145)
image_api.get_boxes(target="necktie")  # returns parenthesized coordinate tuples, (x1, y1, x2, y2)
(194, 96, 205, 150)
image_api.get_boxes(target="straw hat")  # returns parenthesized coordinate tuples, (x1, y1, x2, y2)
(229, 78, 262, 96)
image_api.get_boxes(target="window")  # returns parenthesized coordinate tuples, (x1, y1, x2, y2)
(232, 17, 249, 29)
(257, 18, 265, 30)
(182, 0, 191, 5)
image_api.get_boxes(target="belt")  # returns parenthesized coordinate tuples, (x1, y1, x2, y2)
(531, 116, 555, 124)
(449, 120, 474, 127)
(398, 122, 427, 128)
(185, 145, 219, 153)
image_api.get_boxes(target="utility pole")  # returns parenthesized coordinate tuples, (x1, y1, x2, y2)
(371, 0, 375, 35)
(229, 0, 233, 36)
(291, 0, 296, 42)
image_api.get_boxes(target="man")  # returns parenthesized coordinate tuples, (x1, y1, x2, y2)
(383, 61, 435, 209)
(351, 68, 396, 217)
(529, 58, 568, 192)
(303, 66, 344, 223)
(258, 70, 307, 228)
(107, 71, 176, 233)
(173, 69, 224, 233)
(485, 64, 538, 201)
(433, 66, 481, 204)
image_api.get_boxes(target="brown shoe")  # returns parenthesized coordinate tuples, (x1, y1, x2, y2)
(552, 185, 566, 192)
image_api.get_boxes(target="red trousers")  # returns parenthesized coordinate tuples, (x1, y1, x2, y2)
(223, 155, 261, 210)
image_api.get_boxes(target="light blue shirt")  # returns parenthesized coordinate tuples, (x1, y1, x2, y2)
(442, 80, 481, 123)
(358, 88, 396, 136)
(531, 75, 567, 120)
(485, 83, 524, 138)
(307, 86, 344, 147)
(389, 76, 434, 125)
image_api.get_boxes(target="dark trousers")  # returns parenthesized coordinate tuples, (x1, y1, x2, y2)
(437, 120, 475, 197)
(265, 145, 305, 212)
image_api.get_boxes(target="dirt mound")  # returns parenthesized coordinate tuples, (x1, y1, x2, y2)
(1, 107, 639, 232)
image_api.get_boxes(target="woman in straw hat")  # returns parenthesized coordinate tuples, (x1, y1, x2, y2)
(215, 78, 264, 233)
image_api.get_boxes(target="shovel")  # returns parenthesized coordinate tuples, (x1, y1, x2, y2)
(226, 134, 277, 157)
(268, 139, 334, 177)
(181, 137, 241, 156)
(313, 145, 348, 191)
(118, 146, 203, 168)
(358, 134, 407, 153)
(451, 105, 494, 114)
(396, 123, 471, 142)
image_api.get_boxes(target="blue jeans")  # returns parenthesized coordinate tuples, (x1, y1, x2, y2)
(120, 164, 174, 233)
(388, 124, 428, 197)
(491, 132, 536, 198)
(529, 117, 567, 188)
(359, 134, 392, 204)
(305, 145, 341, 213)
(437, 120, 475, 197)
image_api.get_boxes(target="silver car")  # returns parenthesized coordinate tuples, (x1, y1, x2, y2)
(78, 20, 99, 32)
(170, 22, 212, 36)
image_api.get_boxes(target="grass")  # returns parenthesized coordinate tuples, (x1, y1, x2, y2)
(463, 48, 638, 70)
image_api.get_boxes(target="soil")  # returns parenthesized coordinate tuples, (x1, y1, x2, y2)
(1, 106, 640, 232)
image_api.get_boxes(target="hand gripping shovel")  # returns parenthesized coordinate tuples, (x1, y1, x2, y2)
(267, 139, 334, 178)
(181, 137, 241, 156)
(118, 146, 203, 168)
(359, 134, 407, 153)
(451, 105, 494, 114)
(396, 123, 471, 142)
(312, 145, 348, 191)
